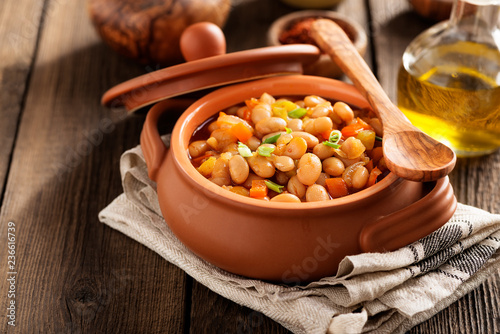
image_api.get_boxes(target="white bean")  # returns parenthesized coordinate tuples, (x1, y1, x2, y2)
(287, 175, 306, 199)
(251, 103, 272, 124)
(287, 118, 303, 131)
(305, 184, 329, 202)
(352, 166, 369, 190)
(322, 157, 345, 177)
(282, 137, 307, 160)
(333, 102, 354, 123)
(255, 117, 287, 136)
(270, 193, 301, 203)
(247, 154, 275, 178)
(291, 132, 319, 149)
(229, 155, 249, 184)
(273, 155, 295, 172)
(188, 140, 209, 158)
(296, 153, 322, 186)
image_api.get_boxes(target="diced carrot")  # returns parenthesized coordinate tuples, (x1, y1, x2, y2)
(325, 178, 349, 199)
(341, 122, 364, 137)
(367, 167, 382, 187)
(243, 108, 252, 123)
(341, 118, 374, 138)
(249, 180, 268, 198)
(365, 160, 373, 173)
(245, 97, 259, 110)
(356, 117, 373, 130)
(230, 122, 253, 142)
(320, 130, 332, 141)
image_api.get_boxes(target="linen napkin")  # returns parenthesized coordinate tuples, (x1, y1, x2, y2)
(99, 136, 500, 334)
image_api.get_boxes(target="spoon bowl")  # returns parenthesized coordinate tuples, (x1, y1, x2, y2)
(310, 19, 456, 182)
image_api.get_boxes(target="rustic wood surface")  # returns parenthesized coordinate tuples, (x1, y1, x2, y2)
(0, 0, 498, 333)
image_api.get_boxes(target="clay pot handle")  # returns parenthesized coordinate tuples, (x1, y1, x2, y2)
(359, 177, 457, 253)
(140, 99, 194, 182)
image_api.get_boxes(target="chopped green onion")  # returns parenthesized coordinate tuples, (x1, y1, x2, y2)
(323, 141, 340, 149)
(375, 135, 383, 141)
(328, 130, 342, 144)
(263, 133, 281, 144)
(265, 180, 284, 193)
(257, 145, 275, 157)
(322, 129, 342, 148)
(287, 107, 307, 119)
(285, 127, 292, 134)
(237, 142, 253, 157)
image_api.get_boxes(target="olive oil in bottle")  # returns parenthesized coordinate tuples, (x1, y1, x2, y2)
(397, 0, 500, 157)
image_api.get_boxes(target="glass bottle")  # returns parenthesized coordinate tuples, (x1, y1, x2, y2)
(397, 0, 500, 157)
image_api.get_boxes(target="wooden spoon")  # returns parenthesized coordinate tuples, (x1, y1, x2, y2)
(310, 19, 456, 182)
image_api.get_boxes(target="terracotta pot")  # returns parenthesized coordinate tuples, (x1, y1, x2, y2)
(140, 75, 457, 283)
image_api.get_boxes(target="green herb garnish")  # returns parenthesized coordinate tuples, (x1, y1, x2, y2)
(287, 107, 307, 119)
(265, 180, 284, 193)
(285, 127, 292, 134)
(323, 141, 340, 148)
(262, 133, 281, 144)
(322, 129, 342, 149)
(375, 135, 383, 141)
(257, 146, 275, 157)
(237, 142, 253, 157)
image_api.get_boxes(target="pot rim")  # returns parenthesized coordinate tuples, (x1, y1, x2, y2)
(170, 75, 403, 211)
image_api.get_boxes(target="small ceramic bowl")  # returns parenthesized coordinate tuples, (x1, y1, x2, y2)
(409, 0, 454, 21)
(279, 0, 344, 9)
(267, 10, 367, 78)
(140, 75, 457, 283)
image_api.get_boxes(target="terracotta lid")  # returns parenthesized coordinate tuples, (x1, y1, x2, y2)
(101, 22, 321, 112)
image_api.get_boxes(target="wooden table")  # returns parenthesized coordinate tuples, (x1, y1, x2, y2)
(1, 0, 499, 332)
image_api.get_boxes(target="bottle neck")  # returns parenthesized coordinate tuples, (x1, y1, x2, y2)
(450, 0, 500, 33)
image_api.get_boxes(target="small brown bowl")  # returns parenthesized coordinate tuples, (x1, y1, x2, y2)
(279, 0, 344, 9)
(409, 0, 454, 21)
(267, 10, 367, 78)
(140, 75, 457, 283)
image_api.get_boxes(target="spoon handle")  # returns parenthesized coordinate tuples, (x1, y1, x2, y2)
(310, 18, 456, 182)
(310, 19, 410, 133)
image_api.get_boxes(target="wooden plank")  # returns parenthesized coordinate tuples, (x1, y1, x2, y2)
(189, 282, 290, 333)
(223, 0, 295, 52)
(368, 1, 500, 333)
(336, 0, 373, 69)
(0, 0, 44, 196)
(0, 0, 188, 332)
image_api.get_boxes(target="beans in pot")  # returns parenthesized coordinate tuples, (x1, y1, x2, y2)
(189, 93, 388, 202)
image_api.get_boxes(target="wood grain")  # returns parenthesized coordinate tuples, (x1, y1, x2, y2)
(368, 0, 500, 332)
(0, 0, 44, 197)
(0, 0, 187, 332)
(0, 0, 498, 333)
